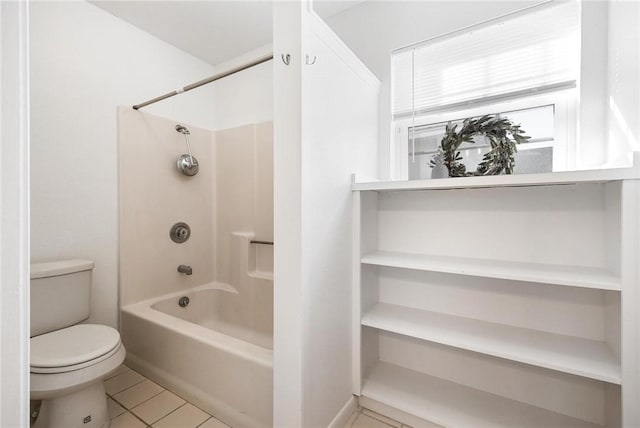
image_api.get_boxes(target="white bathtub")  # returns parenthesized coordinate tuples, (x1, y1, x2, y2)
(121, 283, 273, 428)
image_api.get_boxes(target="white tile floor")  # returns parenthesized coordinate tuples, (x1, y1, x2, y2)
(105, 365, 230, 428)
(344, 408, 410, 428)
(106, 365, 407, 428)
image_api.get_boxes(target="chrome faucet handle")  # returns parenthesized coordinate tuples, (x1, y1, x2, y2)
(177, 265, 192, 275)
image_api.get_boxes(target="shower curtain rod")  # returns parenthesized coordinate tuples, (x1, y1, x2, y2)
(132, 53, 273, 110)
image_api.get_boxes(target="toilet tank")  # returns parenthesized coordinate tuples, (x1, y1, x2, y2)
(30, 260, 95, 337)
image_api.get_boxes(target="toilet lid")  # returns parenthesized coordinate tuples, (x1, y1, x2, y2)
(31, 324, 121, 369)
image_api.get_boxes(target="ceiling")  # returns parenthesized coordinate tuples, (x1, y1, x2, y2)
(91, 1, 364, 66)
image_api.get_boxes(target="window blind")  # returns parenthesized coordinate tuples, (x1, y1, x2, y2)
(392, 1, 580, 119)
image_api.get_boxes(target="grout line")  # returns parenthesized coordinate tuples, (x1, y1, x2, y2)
(113, 408, 149, 427)
(360, 407, 403, 428)
(105, 367, 131, 381)
(350, 408, 362, 428)
(107, 369, 217, 427)
(106, 372, 147, 397)
(354, 407, 404, 428)
(188, 402, 213, 419)
(196, 416, 213, 428)
(111, 384, 166, 411)
(148, 402, 188, 427)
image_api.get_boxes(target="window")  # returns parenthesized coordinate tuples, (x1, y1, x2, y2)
(392, 1, 580, 179)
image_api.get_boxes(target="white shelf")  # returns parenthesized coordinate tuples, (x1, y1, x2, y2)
(248, 270, 274, 281)
(362, 362, 603, 428)
(361, 251, 621, 291)
(352, 166, 640, 192)
(363, 303, 621, 384)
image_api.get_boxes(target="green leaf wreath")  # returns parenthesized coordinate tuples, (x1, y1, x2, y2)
(429, 114, 530, 177)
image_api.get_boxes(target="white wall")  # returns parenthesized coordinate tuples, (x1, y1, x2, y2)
(605, 0, 640, 166)
(273, 3, 304, 426)
(579, 1, 609, 168)
(301, 15, 380, 427)
(580, 0, 640, 169)
(211, 44, 274, 131)
(324, 1, 538, 179)
(273, 3, 379, 426)
(1, 2, 30, 426)
(30, 1, 220, 328)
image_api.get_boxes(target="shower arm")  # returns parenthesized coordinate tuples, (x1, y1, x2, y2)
(183, 133, 194, 164)
(175, 124, 194, 164)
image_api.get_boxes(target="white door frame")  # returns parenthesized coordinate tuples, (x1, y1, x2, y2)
(1, 1, 30, 426)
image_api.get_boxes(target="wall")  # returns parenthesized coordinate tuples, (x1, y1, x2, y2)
(118, 108, 215, 305)
(302, 16, 380, 426)
(273, 4, 379, 426)
(211, 44, 274, 131)
(30, 1, 273, 328)
(580, 1, 640, 169)
(1, 1, 30, 426)
(323, 1, 538, 179)
(605, 0, 640, 166)
(579, 1, 609, 168)
(273, 3, 304, 425)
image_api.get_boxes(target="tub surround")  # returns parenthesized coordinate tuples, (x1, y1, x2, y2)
(118, 109, 215, 306)
(118, 108, 273, 306)
(118, 109, 274, 427)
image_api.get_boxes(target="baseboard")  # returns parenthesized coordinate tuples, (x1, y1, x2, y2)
(328, 395, 358, 428)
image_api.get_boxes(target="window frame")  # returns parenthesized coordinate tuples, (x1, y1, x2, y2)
(393, 89, 577, 180)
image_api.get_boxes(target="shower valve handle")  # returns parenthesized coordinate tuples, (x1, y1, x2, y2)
(177, 265, 192, 275)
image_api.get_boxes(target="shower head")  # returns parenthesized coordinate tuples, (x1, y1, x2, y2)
(175, 124, 198, 176)
(175, 124, 190, 135)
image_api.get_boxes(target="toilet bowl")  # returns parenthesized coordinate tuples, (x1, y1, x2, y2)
(30, 260, 126, 428)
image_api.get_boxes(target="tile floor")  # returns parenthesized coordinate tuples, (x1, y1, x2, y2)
(344, 407, 409, 428)
(106, 365, 407, 428)
(105, 365, 230, 428)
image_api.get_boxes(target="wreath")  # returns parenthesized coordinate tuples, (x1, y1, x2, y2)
(430, 114, 529, 177)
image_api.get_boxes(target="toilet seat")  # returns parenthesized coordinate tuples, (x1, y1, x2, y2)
(30, 343, 125, 401)
(31, 324, 121, 374)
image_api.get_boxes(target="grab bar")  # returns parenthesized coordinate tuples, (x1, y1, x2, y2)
(250, 240, 274, 246)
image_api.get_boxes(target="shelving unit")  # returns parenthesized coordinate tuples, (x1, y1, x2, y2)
(352, 167, 640, 428)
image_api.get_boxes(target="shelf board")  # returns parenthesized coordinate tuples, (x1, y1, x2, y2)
(248, 270, 274, 281)
(362, 362, 603, 428)
(363, 303, 621, 384)
(352, 166, 640, 192)
(361, 251, 621, 291)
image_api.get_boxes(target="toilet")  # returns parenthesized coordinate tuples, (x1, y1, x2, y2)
(30, 260, 126, 428)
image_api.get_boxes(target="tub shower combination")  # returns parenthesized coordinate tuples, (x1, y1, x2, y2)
(121, 219, 274, 427)
(119, 112, 274, 428)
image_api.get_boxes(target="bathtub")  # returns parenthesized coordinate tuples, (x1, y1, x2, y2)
(121, 282, 273, 428)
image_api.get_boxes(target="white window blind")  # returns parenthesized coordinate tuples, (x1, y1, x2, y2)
(392, 1, 580, 119)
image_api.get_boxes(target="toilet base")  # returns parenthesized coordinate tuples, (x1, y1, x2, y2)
(33, 381, 109, 428)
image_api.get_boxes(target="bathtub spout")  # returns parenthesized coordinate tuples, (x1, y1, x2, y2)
(177, 265, 192, 275)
